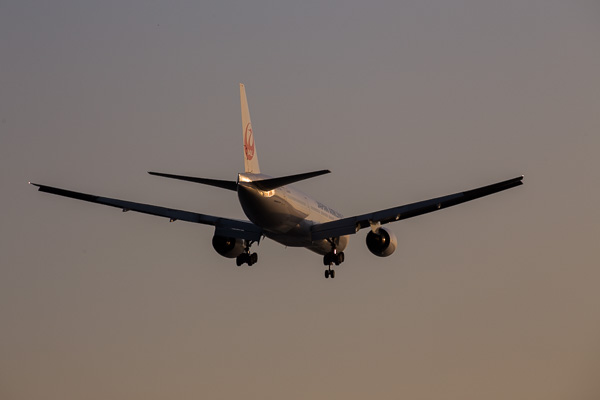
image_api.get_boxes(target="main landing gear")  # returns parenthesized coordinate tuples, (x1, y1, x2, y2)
(236, 241, 258, 266)
(323, 242, 345, 279)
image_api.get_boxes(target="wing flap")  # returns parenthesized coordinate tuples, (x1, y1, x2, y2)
(311, 176, 523, 241)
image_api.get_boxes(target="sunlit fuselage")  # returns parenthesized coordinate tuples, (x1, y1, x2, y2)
(236, 173, 348, 255)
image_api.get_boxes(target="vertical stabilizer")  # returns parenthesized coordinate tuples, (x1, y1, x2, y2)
(240, 84, 260, 174)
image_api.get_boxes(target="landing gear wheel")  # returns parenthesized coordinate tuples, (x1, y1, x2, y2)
(236, 251, 258, 267)
(236, 254, 245, 266)
(325, 270, 330, 279)
(234, 240, 259, 267)
(330, 269, 335, 279)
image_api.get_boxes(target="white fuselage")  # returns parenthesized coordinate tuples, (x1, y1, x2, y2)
(236, 173, 348, 255)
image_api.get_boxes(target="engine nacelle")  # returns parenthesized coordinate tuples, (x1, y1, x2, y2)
(366, 227, 397, 257)
(212, 235, 246, 258)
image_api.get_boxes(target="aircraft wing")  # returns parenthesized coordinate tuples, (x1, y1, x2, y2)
(311, 176, 523, 241)
(30, 183, 263, 241)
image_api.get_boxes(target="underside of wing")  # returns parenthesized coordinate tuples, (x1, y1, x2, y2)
(311, 176, 523, 241)
(30, 183, 262, 241)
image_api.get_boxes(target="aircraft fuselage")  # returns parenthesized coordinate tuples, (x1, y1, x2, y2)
(237, 173, 349, 255)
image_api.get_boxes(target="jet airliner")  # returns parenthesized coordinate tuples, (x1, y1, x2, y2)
(31, 84, 523, 278)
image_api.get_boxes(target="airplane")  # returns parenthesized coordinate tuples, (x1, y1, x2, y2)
(30, 84, 523, 279)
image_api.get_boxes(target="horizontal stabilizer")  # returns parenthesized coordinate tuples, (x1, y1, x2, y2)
(148, 172, 237, 191)
(252, 170, 331, 191)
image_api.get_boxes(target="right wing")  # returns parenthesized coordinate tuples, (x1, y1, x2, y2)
(30, 183, 263, 241)
(311, 176, 523, 240)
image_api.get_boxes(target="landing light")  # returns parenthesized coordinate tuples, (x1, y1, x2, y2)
(259, 189, 275, 197)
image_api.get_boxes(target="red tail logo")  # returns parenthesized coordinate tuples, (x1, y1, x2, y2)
(244, 123, 255, 160)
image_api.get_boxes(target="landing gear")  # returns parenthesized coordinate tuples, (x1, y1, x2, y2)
(323, 240, 345, 279)
(236, 251, 258, 266)
(323, 255, 342, 279)
(236, 241, 258, 266)
(236, 252, 258, 266)
(323, 251, 344, 266)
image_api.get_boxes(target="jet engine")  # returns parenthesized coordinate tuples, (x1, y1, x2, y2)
(212, 235, 246, 258)
(366, 227, 397, 257)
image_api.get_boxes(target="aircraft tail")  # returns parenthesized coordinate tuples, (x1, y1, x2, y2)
(240, 84, 260, 174)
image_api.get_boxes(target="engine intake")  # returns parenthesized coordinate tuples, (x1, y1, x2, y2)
(212, 235, 246, 258)
(366, 227, 397, 257)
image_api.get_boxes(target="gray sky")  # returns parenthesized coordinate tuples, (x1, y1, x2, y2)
(2, 1, 599, 399)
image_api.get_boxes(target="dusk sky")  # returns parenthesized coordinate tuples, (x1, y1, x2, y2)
(2, 1, 599, 399)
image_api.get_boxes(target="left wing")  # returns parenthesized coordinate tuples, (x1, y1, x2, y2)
(30, 183, 263, 241)
(311, 176, 523, 240)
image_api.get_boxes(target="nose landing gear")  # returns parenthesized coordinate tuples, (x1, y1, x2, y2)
(323, 241, 345, 279)
(323, 251, 344, 266)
